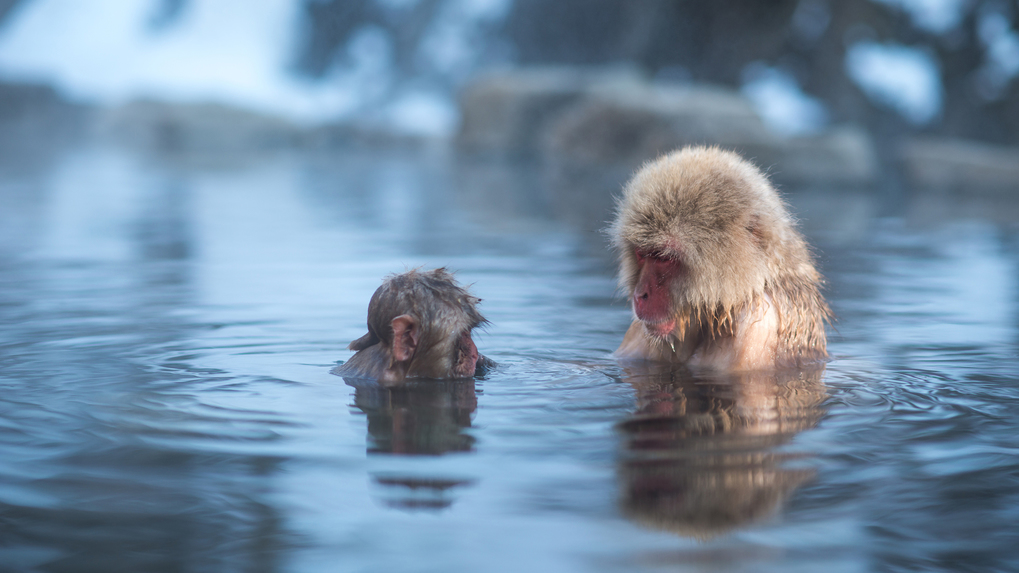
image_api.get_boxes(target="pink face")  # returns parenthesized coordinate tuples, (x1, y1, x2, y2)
(632, 248, 682, 337)
(452, 330, 480, 378)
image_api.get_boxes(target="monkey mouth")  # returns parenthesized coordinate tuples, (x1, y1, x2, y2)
(643, 318, 676, 339)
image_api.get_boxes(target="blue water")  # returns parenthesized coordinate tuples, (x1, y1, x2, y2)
(1, 144, 1017, 572)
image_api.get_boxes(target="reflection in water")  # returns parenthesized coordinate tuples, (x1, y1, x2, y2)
(344, 377, 479, 510)
(370, 475, 477, 511)
(349, 378, 478, 455)
(616, 364, 826, 539)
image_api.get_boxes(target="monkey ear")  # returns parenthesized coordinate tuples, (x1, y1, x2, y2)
(390, 314, 420, 362)
(348, 330, 380, 351)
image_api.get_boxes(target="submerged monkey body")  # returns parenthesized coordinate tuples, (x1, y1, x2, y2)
(611, 146, 830, 370)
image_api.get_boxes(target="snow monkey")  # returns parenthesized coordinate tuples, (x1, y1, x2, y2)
(610, 146, 831, 370)
(333, 269, 493, 385)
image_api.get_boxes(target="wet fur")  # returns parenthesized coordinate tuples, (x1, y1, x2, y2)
(333, 268, 490, 383)
(610, 146, 831, 370)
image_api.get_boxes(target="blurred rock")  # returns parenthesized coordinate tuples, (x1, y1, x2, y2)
(305, 122, 438, 150)
(0, 81, 89, 153)
(457, 67, 879, 204)
(0, 81, 73, 120)
(900, 137, 1019, 194)
(458, 70, 789, 234)
(455, 69, 876, 235)
(542, 80, 878, 188)
(776, 126, 877, 187)
(456, 66, 643, 157)
(541, 81, 778, 165)
(95, 100, 304, 154)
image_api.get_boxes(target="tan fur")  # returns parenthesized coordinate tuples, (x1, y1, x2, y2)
(610, 146, 831, 370)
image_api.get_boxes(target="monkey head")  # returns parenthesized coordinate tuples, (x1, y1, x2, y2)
(334, 269, 491, 385)
(609, 146, 828, 368)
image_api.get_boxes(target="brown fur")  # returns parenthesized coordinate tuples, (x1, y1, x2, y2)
(609, 146, 831, 370)
(332, 268, 492, 385)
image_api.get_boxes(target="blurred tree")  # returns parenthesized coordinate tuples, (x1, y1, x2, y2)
(0, 0, 23, 24)
(504, 0, 799, 83)
(297, 0, 447, 79)
(295, 0, 1019, 144)
(147, 0, 188, 31)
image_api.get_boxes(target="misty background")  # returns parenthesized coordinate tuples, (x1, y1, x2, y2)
(0, 0, 1016, 145)
(1, 3, 1019, 572)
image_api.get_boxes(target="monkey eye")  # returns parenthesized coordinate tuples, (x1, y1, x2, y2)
(635, 248, 673, 263)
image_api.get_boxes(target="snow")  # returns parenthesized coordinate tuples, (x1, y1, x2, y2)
(845, 40, 943, 125)
(0, 0, 500, 135)
(741, 64, 829, 136)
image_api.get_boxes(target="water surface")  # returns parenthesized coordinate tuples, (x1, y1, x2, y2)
(1, 145, 1018, 572)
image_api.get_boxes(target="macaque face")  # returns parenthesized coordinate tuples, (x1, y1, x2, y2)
(631, 248, 684, 338)
(332, 269, 492, 385)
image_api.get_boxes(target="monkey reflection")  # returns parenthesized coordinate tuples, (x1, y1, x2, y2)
(617, 363, 826, 539)
(371, 474, 476, 511)
(342, 376, 481, 511)
(349, 378, 478, 455)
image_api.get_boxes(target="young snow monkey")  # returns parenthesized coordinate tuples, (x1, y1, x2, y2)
(610, 146, 831, 371)
(333, 268, 493, 386)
